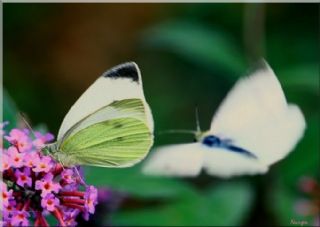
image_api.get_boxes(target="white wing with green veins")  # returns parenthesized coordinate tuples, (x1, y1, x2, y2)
(56, 98, 153, 167)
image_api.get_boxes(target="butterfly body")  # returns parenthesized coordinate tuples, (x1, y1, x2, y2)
(43, 63, 154, 168)
(201, 135, 257, 159)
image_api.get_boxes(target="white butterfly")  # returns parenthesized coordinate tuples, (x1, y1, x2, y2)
(143, 61, 306, 178)
(45, 62, 154, 168)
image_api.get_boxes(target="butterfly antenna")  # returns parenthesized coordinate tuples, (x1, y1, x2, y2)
(19, 112, 37, 138)
(195, 106, 201, 133)
(157, 129, 196, 136)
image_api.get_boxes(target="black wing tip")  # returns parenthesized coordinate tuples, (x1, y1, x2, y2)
(102, 62, 140, 83)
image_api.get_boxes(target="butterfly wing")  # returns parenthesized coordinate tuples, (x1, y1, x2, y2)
(142, 143, 204, 177)
(53, 62, 154, 167)
(56, 99, 153, 167)
(203, 146, 268, 178)
(210, 61, 305, 166)
(57, 62, 153, 140)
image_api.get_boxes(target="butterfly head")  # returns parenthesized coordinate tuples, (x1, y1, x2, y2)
(201, 135, 222, 146)
(41, 143, 58, 155)
(192, 130, 205, 142)
(42, 143, 75, 167)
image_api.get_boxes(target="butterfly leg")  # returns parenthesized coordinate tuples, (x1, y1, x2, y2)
(74, 166, 87, 186)
(56, 155, 66, 171)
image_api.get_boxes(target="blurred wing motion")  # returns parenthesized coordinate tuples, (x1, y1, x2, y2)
(143, 142, 267, 178)
(142, 143, 203, 177)
(52, 62, 154, 167)
(202, 147, 268, 178)
(210, 61, 306, 166)
(143, 61, 305, 178)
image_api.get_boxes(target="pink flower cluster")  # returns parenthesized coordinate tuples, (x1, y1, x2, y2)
(1, 123, 98, 226)
(294, 176, 320, 226)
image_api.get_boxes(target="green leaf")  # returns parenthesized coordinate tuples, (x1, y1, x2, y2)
(141, 21, 246, 78)
(84, 164, 194, 199)
(3, 89, 18, 129)
(205, 182, 254, 226)
(111, 181, 254, 226)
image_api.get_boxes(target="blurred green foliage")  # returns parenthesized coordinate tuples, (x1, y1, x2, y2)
(3, 89, 18, 130)
(141, 21, 247, 77)
(111, 181, 254, 226)
(3, 3, 319, 226)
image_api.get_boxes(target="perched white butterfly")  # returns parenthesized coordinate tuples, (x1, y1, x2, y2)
(143, 61, 306, 178)
(45, 62, 154, 168)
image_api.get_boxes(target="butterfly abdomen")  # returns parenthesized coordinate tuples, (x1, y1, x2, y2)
(202, 135, 257, 159)
(225, 145, 257, 159)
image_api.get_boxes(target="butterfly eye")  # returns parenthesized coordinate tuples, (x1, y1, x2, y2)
(202, 135, 221, 147)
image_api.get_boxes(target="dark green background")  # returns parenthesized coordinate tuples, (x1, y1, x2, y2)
(3, 3, 319, 226)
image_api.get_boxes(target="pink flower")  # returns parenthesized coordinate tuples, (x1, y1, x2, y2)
(61, 169, 75, 184)
(1, 153, 11, 171)
(3, 200, 17, 219)
(15, 168, 32, 188)
(294, 199, 312, 215)
(11, 210, 29, 226)
(5, 129, 32, 152)
(299, 176, 317, 193)
(41, 193, 60, 212)
(35, 173, 61, 197)
(1, 182, 13, 207)
(23, 151, 40, 168)
(295, 176, 319, 225)
(98, 188, 112, 202)
(83, 185, 98, 220)
(7, 146, 24, 168)
(33, 131, 54, 149)
(2, 123, 99, 226)
(62, 182, 79, 192)
(63, 208, 80, 227)
(33, 156, 53, 173)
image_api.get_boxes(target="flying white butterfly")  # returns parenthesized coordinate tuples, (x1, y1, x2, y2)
(143, 61, 306, 178)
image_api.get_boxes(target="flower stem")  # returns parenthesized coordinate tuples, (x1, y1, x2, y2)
(40, 215, 49, 227)
(52, 207, 66, 227)
(61, 197, 85, 205)
(34, 214, 41, 227)
(59, 190, 84, 197)
(35, 211, 49, 227)
(22, 199, 31, 211)
(62, 203, 85, 212)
